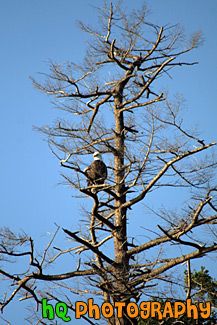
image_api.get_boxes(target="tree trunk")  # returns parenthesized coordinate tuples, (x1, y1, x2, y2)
(111, 85, 135, 325)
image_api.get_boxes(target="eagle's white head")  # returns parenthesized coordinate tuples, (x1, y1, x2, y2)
(93, 151, 103, 161)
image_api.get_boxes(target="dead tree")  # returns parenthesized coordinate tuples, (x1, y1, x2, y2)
(1, 2, 217, 325)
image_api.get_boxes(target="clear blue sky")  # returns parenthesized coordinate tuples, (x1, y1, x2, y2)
(1, 1, 217, 324)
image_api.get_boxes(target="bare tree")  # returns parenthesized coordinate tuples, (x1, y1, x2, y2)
(1, 2, 217, 324)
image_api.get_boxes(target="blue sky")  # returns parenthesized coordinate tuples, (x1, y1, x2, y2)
(1, 1, 217, 324)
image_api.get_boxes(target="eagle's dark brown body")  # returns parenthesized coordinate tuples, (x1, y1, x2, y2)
(86, 160, 107, 186)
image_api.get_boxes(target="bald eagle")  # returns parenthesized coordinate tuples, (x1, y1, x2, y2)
(84, 152, 107, 188)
